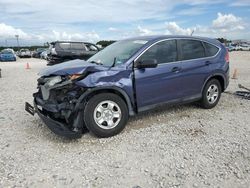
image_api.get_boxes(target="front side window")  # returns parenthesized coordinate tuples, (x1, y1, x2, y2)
(179, 39, 205, 61)
(138, 40, 177, 64)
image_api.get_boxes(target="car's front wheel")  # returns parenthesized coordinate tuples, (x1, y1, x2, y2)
(200, 79, 222, 109)
(84, 93, 128, 138)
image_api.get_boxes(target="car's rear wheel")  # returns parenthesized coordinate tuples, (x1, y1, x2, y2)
(200, 79, 222, 109)
(84, 93, 128, 138)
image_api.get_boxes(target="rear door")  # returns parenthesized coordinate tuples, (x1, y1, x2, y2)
(57, 42, 71, 56)
(134, 39, 184, 110)
(70, 43, 86, 57)
(177, 39, 215, 98)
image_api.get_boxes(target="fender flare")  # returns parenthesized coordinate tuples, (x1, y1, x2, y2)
(75, 86, 136, 116)
(201, 73, 226, 93)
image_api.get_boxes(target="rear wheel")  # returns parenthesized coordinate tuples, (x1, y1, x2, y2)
(200, 79, 221, 109)
(84, 93, 128, 138)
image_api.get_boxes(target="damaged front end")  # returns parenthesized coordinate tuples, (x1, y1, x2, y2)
(26, 75, 88, 138)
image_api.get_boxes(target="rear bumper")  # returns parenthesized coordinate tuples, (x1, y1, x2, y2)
(0, 57, 16, 61)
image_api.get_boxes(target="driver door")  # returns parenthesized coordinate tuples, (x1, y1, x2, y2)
(134, 39, 183, 111)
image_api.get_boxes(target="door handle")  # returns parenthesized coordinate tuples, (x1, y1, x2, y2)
(205, 61, 211, 66)
(172, 67, 181, 73)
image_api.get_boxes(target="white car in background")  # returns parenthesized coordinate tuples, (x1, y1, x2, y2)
(240, 44, 250, 51)
(19, 49, 32, 58)
(235, 45, 242, 51)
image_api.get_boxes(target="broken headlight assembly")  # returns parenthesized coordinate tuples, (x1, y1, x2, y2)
(46, 76, 62, 87)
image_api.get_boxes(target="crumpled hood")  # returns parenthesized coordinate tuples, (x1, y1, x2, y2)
(39, 59, 108, 76)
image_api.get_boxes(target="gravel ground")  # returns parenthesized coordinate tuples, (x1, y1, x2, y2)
(0, 53, 250, 188)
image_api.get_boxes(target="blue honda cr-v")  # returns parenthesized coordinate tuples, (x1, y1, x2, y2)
(25, 35, 230, 138)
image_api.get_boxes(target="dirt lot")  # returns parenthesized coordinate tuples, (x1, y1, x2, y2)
(0, 53, 250, 188)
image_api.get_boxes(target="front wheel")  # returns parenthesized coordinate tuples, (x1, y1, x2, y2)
(200, 79, 222, 109)
(84, 93, 129, 138)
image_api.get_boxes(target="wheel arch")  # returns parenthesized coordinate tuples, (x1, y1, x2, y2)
(79, 87, 136, 116)
(202, 74, 226, 92)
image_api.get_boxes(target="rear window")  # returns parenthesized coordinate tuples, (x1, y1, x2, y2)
(1, 50, 13, 54)
(203, 42, 219, 57)
(86, 44, 98, 51)
(179, 39, 205, 61)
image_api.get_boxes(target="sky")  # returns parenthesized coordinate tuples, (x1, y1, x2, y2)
(0, 0, 249, 46)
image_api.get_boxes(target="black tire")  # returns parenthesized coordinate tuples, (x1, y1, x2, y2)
(84, 93, 129, 138)
(200, 79, 222, 109)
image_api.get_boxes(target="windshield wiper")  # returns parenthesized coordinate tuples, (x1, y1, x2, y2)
(89, 61, 103, 65)
(109, 57, 117, 69)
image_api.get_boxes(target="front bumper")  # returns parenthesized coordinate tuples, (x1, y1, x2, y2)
(25, 99, 83, 139)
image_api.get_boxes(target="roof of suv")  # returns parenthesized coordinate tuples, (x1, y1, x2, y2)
(122, 35, 221, 46)
(51, 41, 94, 44)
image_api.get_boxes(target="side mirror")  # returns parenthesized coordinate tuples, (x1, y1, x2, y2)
(135, 59, 158, 69)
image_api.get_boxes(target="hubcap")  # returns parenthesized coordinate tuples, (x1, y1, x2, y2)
(93, 100, 122, 129)
(207, 84, 219, 104)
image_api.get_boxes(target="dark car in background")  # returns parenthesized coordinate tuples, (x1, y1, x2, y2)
(33, 48, 47, 58)
(26, 35, 229, 139)
(0, 49, 16, 61)
(47, 41, 99, 65)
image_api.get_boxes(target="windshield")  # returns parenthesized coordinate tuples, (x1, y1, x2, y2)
(1, 50, 13, 54)
(21, 49, 29, 52)
(88, 39, 148, 67)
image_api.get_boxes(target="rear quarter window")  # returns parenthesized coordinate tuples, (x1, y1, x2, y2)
(71, 43, 87, 50)
(203, 42, 219, 57)
(179, 39, 205, 61)
(58, 43, 71, 50)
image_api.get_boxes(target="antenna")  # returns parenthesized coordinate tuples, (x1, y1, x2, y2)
(191, 29, 194, 36)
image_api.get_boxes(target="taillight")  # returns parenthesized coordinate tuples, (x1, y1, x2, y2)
(225, 49, 229, 63)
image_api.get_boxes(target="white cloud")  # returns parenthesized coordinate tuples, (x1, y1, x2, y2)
(0, 23, 29, 39)
(51, 30, 100, 42)
(108, 27, 119, 32)
(165, 22, 194, 35)
(164, 13, 247, 39)
(212, 12, 245, 31)
(0, 22, 100, 45)
(136, 26, 154, 36)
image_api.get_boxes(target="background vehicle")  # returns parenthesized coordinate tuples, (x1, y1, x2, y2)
(226, 45, 235, 52)
(26, 35, 229, 138)
(47, 41, 99, 65)
(0, 49, 16, 61)
(33, 48, 47, 58)
(40, 50, 48, 60)
(240, 44, 250, 51)
(19, 49, 32, 58)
